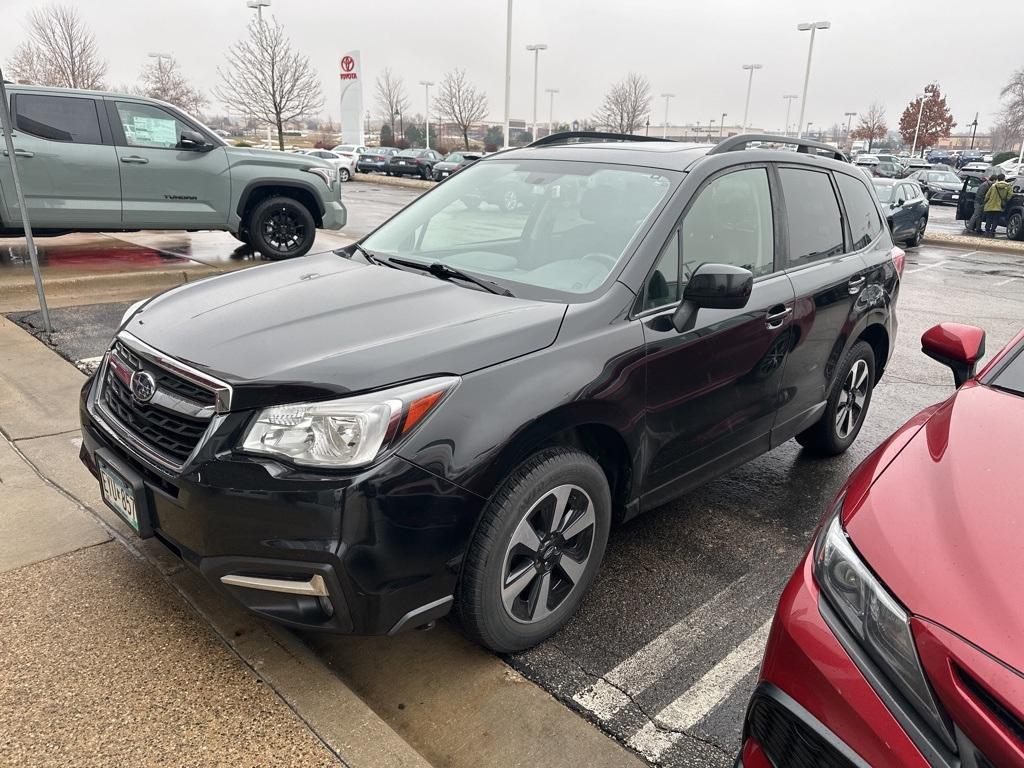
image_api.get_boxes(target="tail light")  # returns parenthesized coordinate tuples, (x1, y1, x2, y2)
(891, 246, 906, 277)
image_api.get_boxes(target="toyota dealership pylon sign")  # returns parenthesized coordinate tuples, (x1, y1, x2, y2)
(338, 50, 363, 146)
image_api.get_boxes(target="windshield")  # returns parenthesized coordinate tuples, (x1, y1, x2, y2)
(361, 159, 674, 299)
(397, 149, 418, 157)
(335, 145, 355, 152)
(446, 153, 464, 163)
(988, 341, 1024, 397)
(872, 184, 895, 203)
(928, 172, 959, 183)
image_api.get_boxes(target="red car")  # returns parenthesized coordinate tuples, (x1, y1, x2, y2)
(740, 323, 1024, 768)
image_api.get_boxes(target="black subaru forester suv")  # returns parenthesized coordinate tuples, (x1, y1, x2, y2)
(80, 133, 901, 653)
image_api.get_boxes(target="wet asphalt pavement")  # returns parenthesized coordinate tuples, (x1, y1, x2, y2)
(6, 184, 1024, 766)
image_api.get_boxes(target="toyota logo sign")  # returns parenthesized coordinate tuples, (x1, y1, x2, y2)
(340, 56, 355, 73)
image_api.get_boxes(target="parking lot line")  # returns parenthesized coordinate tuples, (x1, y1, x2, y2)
(572, 574, 767, 721)
(904, 260, 949, 275)
(994, 277, 1021, 287)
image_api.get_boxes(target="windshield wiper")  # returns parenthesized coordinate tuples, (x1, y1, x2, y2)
(387, 257, 515, 297)
(349, 242, 396, 268)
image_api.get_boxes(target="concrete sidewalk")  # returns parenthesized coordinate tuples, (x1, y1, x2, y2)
(0, 315, 429, 768)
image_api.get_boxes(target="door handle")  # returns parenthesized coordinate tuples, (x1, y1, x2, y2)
(765, 306, 792, 330)
(2, 149, 34, 158)
(848, 276, 866, 295)
(120, 156, 149, 164)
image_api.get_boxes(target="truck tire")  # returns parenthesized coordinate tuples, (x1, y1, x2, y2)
(246, 196, 316, 260)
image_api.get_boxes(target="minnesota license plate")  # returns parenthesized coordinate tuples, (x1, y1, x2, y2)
(99, 459, 140, 531)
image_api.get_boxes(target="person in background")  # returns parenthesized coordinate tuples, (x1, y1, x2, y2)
(983, 173, 1012, 237)
(967, 174, 991, 234)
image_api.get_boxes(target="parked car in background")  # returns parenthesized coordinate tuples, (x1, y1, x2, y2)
(872, 178, 929, 247)
(959, 162, 992, 178)
(902, 158, 931, 174)
(926, 150, 952, 165)
(910, 169, 963, 204)
(853, 154, 879, 167)
(740, 323, 1024, 768)
(357, 147, 398, 173)
(386, 148, 443, 179)
(302, 149, 356, 182)
(959, 149, 985, 166)
(874, 153, 904, 170)
(79, 132, 901, 653)
(432, 151, 483, 181)
(999, 158, 1024, 177)
(331, 144, 366, 163)
(0, 84, 345, 259)
(956, 175, 1024, 239)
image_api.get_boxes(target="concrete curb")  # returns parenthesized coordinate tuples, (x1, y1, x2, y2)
(0, 319, 432, 768)
(922, 233, 1024, 256)
(352, 173, 434, 191)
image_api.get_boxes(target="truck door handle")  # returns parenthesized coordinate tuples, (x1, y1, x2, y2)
(765, 306, 792, 330)
(120, 156, 149, 164)
(848, 276, 866, 295)
(2, 149, 34, 158)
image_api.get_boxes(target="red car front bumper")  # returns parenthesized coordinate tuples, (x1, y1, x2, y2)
(739, 555, 929, 768)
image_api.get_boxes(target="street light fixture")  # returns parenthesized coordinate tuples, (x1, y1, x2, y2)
(660, 93, 675, 139)
(419, 80, 434, 149)
(245, 0, 270, 21)
(782, 95, 799, 136)
(741, 64, 762, 130)
(148, 52, 172, 64)
(795, 21, 830, 138)
(911, 90, 934, 157)
(525, 43, 548, 140)
(545, 88, 559, 136)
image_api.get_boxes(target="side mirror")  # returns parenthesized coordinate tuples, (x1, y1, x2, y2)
(894, 199, 905, 207)
(179, 130, 212, 151)
(672, 263, 753, 333)
(921, 323, 986, 388)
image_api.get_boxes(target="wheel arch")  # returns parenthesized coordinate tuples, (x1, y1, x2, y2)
(855, 322, 891, 381)
(236, 180, 325, 229)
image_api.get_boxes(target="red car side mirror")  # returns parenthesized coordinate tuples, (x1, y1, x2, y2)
(921, 323, 986, 388)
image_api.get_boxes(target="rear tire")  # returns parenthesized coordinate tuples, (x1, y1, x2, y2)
(246, 196, 316, 260)
(904, 216, 926, 248)
(339, 167, 351, 182)
(1008, 211, 1024, 241)
(456, 448, 611, 653)
(796, 341, 876, 457)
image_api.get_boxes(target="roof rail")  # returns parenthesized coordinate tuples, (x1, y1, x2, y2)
(529, 130, 671, 148)
(708, 133, 848, 162)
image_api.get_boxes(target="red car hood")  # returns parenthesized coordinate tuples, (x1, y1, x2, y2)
(844, 382, 1024, 673)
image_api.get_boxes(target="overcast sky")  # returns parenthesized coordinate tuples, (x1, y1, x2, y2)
(4, 0, 1017, 133)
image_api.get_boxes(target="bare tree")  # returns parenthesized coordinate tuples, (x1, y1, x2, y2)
(435, 69, 489, 150)
(851, 102, 888, 151)
(998, 68, 1024, 140)
(216, 18, 323, 151)
(7, 4, 107, 89)
(594, 73, 651, 134)
(375, 68, 410, 135)
(140, 56, 206, 116)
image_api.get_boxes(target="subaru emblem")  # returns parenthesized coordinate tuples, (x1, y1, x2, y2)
(130, 370, 156, 403)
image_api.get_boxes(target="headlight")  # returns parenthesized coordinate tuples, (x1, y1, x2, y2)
(306, 166, 335, 187)
(120, 299, 147, 326)
(241, 376, 459, 468)
(813, 502, 953, 747)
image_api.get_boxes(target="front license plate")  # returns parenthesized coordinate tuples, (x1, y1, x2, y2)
(96, 452, 152, 537)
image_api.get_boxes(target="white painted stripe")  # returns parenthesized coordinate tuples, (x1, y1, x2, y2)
(904, 259, 949, 274)
(627, 720, 681, 763)
(77, 356, 103, 367)
(652, 619, 772, 732)
(994, 276, 1021, 286)
(572, 575, 765, 721)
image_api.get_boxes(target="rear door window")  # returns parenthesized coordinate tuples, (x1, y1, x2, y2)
(835, 173, 882, 250)
(14, 94, 103, 144)
(778, 168, 845, 266)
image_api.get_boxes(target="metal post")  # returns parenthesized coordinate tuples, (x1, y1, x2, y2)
(526, 45, 547, 139)
(796, 22, 830, 139)
(911, 93, 927, 157)
(970, 112, 978, 150)
(545, 88, 558, 136)
(0, 73, 50, 332)
(720, 112, 726, 138)
(660, 93, 674, 139)
(503, 0, 512, 148)
(783, 95, 798, 137)
(741, 64, 761, 130)
(419, 80, 434, 149)
(844, 111, 856, 149)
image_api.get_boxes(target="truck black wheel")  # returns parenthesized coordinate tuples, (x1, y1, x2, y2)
(247, 196, 316, 260)
(456, 448, 611, 653)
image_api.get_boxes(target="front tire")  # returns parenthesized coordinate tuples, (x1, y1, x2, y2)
(456, 448, 611, 653)
(1007, 211, 1024, 241)
(796, 341, 876, 457)
(339, 167, 351, 182)
(904, 216, 926, 248)
(247, 196, 316, 260)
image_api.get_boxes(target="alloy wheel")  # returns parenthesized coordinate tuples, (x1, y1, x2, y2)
(1008, 212, 1023, 241)
(835, 359, 869, 439)
(500, 484, 595, 624)
(263, 207, 305, 253)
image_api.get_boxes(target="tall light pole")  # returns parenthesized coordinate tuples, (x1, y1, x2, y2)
(911, 90, 933, 157)
(419, 80, 434, 149)
(806, 121, 814, 139)
(741, 64, 762, 130)
(969, 112, 979, 150)
(525, 43, 547, 139)
(720, 112, 727, 138)
(660, 93, 675, 138)
(795, 21, 830, 138)
(844, 111, 856, 148)
(708, 119, 716, 141)
(545, 88, 558, 136)
(503, 0, 512, 148)
(245, 0, 270, 21)
(783, 94, 799, 136)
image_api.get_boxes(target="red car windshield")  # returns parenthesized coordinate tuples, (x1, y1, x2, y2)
(987, 340, 1024, 396)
